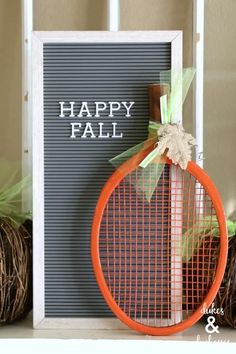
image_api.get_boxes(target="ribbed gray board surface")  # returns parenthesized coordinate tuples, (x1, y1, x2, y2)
(44, 42, 171, 317)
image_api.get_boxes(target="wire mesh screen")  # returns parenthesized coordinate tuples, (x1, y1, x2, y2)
(99, 164, 220, 327)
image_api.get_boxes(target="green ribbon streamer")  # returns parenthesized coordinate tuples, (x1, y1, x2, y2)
(160, 95, 169, 124)
(139, 122, 162, 169)
(182, 216, 236, 262)
(160, 68, 196, 122)
(110, 132, 164, 202)
(110, 136, 155, 168)
(0, 160, 32, 228)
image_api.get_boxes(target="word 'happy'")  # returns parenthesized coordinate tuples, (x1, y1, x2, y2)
(59, 101, 135, 139)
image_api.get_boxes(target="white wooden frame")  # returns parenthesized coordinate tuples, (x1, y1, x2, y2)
(32, 30, 182, 329)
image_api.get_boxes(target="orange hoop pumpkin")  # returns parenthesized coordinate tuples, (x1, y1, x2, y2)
(91, 85, 227, 336)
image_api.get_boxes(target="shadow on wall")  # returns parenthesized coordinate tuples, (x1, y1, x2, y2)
(0, 0, 22, 166)
(33, 0, 107, 30)
(87, 0, 107, 30)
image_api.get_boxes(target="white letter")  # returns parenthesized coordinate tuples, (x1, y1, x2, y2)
(95, 102, 107, 117)
(98, 123, 110, 138)
(112, 122, 123, 138)
(81, 122, 96, 138)
(70, 122, 81, 138)
(78, 102, 92, 117)
(122, 101, 134, 117)
(59, 101, 75, 117)
(109, 102, 121, 117)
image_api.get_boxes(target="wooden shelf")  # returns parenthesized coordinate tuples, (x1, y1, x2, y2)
(0, 314, 235, 342)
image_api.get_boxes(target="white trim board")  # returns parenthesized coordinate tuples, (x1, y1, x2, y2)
(32, 31, 182, 329)
(32, 30, 181, 43)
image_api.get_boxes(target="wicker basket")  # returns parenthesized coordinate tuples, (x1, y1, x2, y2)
(0, 218, 32, 324)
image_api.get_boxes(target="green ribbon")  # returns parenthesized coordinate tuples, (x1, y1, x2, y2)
(139, 121, 161, 168)
(139, 122, 162, 168)
(159, 68, 196, 122)
(0, 160, 32, 228)
(182, 216, 236, 262)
